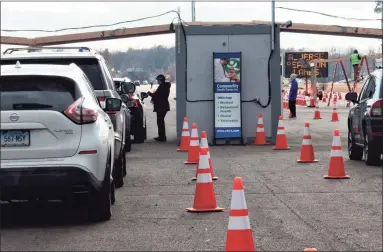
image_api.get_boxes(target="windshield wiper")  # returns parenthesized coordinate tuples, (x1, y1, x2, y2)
(12, 103, 53, 110)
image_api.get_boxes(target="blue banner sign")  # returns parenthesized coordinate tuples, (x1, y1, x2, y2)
(213, 52, 242, 139)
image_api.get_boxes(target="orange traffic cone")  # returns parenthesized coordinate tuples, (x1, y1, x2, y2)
(313, 101, 322, 119)
(322, 96, 326, 103)
(184, 123, 199, 164)
(186, 149, 224, 212)
(304, 249, 318, 252)
(297, 122, 318, 163)
(192, 131, 218, 181)
(177, 117, 190, 152)
(324, 129, 349, 179)
(273, 116, 290, 150)
(225, 177, 255, 252)
(254, 113, 267, 145)
(331, 102, 339, 122)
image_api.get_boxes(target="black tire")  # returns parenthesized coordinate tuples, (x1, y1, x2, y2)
(122, 151, 127, 178)
(134, 118, 146, 143)
(348, 129, 363, 160)
(125, 135, 132, 152)
(88, 154, 112, 222)
(113, 153, 124, 189)
(111, 181, 116, 205)
(364, 132, 381, 166)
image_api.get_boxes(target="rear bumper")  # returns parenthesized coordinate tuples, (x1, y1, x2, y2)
(0, 167, 102, 200)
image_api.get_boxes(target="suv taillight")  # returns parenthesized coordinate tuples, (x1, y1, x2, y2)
(371, 99, 383, 117)
(64, 98, 98, 124)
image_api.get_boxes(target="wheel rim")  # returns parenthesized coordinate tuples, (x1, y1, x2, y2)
(348, 132, 352, 155)
(364, 135, 369, 160)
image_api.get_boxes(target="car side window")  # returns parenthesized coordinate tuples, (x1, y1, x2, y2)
(358, 77, 372, 101)
(82, 74, 100, 105)
(360, 77, 375, 101)
(100, 59, 115, 90)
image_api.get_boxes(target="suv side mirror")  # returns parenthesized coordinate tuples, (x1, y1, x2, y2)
(345, 92, 358, 103)
(121, 82, 136, 94)
(140, 92, 149, 101)
(105, 97, 122, 111)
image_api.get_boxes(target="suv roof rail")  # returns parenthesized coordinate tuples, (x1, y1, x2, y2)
(3, 46, 96, 55)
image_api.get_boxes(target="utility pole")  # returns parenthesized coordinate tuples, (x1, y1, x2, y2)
(271, 0, 275, 51)
(192, 1, 196, 22)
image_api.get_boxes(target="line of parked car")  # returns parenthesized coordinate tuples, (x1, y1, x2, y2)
(0, 46, 148, 222)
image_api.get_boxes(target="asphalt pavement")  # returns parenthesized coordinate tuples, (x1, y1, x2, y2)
(1, 85, 382, 251)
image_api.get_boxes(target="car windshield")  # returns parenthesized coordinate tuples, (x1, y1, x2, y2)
(1, 58, 105, 90)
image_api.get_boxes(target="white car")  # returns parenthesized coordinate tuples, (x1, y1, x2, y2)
(0, 62, 121, 222)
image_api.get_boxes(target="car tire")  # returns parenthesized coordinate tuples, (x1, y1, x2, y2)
(348, 130, 363, 160)
(122, 151, 127, 178)
(113, 153, 125, 189)
(134, 122, 146, 144)
(125, 135, 132, 152)
(88, 154, 112, 222)
(364, 132, 381, 166)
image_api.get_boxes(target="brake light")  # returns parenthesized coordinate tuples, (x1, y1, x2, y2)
(128, 94, 139, 108)
(64, 98, 98, 124)
(371, 99, 383, 117)
(98, 97, 106, 109)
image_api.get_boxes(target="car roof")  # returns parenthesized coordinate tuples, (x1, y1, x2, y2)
(1, 62, 86, 81)
(1, 52, 102, 60)
(113, 77, 132, 82)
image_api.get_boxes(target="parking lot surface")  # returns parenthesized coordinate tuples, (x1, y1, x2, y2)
(1, 85, 382, 251)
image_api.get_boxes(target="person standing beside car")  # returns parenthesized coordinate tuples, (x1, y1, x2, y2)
(147, 74, 171, 142)
(288, 73, 298, 118)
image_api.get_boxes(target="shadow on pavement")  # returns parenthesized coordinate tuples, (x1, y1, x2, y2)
(0, 201, 94, 228)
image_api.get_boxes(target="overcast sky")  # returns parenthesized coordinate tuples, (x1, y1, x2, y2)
(1, 1, 382, 54)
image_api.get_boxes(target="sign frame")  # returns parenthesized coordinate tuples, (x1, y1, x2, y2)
(213, 52, 243, 145)
(284, 52, 329, 78)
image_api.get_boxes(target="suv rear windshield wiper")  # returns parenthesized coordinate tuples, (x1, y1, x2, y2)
(12, 103, 53, 110)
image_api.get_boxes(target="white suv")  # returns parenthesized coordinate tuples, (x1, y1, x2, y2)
(0, 62, 121, 222)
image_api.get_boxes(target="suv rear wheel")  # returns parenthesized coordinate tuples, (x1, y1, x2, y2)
(364, 132, 381, 166)
(348, 130, 363, 160)
(88, 154, 113, 222)
(113, 153, 125, 188)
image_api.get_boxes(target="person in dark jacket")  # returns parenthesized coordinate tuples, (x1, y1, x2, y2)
(288, 73, 298, 118)
(350, 49, 362, 82)
(147, 74, 171, 142)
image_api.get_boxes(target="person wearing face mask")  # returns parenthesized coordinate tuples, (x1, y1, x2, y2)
(147, 74, 171, 142)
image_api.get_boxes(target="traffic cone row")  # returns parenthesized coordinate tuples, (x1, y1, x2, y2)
(179, 116, 348, 251)
(313, 101, 322, 119)
(331, 102, 339, 122)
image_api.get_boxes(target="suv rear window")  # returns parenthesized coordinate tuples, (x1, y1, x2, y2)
(0, 75, 80, 112)
(1, 58, 105, 90)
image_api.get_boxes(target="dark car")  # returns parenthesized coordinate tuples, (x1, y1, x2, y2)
(1, 47, 131, 188)
(346, 67, 382, 166)
(114, 78, 147, 143)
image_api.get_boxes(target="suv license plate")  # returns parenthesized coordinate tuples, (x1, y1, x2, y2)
(1, 130, 30, 147)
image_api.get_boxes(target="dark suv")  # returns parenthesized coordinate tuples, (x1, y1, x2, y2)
(346, 67, 382, 166)
(1, 47, 131, 187)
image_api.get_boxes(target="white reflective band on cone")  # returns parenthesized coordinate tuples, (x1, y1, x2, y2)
(277, 129, 285, 135)
(190, 140, 199, 146)
(256, 128, 264, 132)
(198, 155, 210, 169)
(258, 118, 264, 124)
(332, 136, 341, 147)
(201, 138, 208, 148)
(331, 149, 343, 157)
(230, 190, 247, 210)
(277, 120, 284, 128)
(191, 129, 198, 138)
(182, 131, 190, 136)
(302, 139, 312, 145)
(304, 127, 310, 136)
(182, 121, 189, 129)
(196, 173, 213, 183)
(228, 216, 251, 230)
